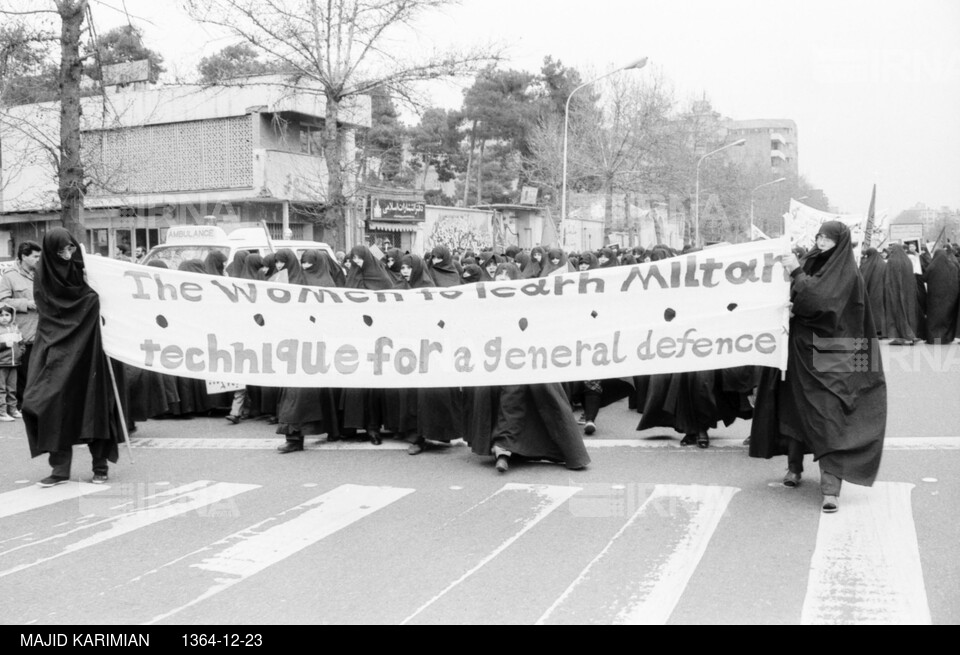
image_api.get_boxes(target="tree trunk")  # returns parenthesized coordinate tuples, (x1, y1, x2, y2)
(604, 181, 614, 242)
(462, 120, 477, 206)
(324, 90, 346, 250)
(58, 0, 87, 244)
(475, 138, 485, 206)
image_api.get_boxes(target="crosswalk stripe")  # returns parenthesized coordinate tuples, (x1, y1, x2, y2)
(144, 484, 414, 625)
(0, 481, 258, 579)
(801, 482, 931, 625)
(537, 484, 739, 625)
(400, 483, 582, 625)
(0, 482, 109, 520)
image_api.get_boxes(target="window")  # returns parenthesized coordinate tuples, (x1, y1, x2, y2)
(300, 126, 323, 156)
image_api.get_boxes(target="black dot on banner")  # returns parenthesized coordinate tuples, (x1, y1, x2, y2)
(309, 316, 317, 323)
(664, 308, 676, 322)
(363, 315, 373, 327)
(727, 303, 738, 312)
(156, 315, 168, 328)
(519, 318, 529, 332)
(101, 316, 106, 327)
(437, 320, 446, 329)
(253, 314, 265, 327)
(591, 310, 598, 319)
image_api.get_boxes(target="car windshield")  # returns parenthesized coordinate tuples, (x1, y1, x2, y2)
(141, 245, 230, 270)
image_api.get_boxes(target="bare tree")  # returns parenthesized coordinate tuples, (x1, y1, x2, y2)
(185, 0, 499, 247)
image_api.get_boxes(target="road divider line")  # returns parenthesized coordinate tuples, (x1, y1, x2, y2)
(538, 484, 739, 625)
(801, 481, 931, 625)
(401, 483, 581, 625)
(0, 482, 109, 520)
(145, 484, 414, 625)
(0, 481, 259, 579)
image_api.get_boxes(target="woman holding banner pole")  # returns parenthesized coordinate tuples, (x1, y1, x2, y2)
(749, 221, 886, 514)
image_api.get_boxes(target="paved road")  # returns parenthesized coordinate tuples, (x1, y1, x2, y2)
(0, 342, 957, 625)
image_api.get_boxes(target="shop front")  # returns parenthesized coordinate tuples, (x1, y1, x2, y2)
(363, 188, 425, 253)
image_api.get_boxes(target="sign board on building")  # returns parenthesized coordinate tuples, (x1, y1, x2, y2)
(520, 186, 538, 206)
(889, 223, 924, 244)
(371, 198, 425, 222)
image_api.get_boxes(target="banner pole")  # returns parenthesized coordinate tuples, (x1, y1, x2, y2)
(106, 356, 135, 464)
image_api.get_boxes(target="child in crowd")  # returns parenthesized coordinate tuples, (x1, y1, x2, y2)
(0, 304, 24, 421)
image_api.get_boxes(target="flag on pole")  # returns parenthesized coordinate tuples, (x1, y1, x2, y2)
(863, 184, 877, 248)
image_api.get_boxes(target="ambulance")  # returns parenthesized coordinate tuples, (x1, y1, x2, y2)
(140, 225, 337, 270)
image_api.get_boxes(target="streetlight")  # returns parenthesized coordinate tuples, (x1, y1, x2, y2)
(694, 138, 746, 247)
(559, 57, 648, 248)
(750, 177, 786, 239)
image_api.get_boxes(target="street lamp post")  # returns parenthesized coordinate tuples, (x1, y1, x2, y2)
(749, 177, 786, 239)
(694, 138, 746, 247)
(559, 57, 648, 249)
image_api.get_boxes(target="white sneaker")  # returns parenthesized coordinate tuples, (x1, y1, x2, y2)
(0, 415, 14, 422)
(8, 409, 22, 419)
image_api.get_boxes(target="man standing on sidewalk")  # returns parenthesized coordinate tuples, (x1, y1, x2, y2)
(0, 241, 40, 411)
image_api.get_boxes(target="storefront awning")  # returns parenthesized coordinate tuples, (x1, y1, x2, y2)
(367, 221, 420, 232)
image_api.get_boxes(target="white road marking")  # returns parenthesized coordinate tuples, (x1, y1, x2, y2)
(801, 482, 931, 625)
(401, 483, 581, 625)
(0, 481, 258, 579)
(145, 484, 414, 625)
(0, 482, 109, 520)
(538, 484, 739, 625)
(126, 436, 960, 450)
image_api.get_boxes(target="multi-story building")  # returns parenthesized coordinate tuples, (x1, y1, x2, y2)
(722, 119, 799, 179)
(0, 74, 371, 258)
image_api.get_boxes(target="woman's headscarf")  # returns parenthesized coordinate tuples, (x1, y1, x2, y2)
(859, 247, 886, 337)
(396, 254, 435, 289)
(883, 244, 919, 340)
(384, 248, 404, 283)
(239, 253, 266, 281)
(493, 262, 521, 280)
(35, 227, 89, 305)
(178, 259, 207, 275)
(203, 250, 227, 276)
(225, 250, 248, 278)
(523, 247, 544, 278)
(460, 264, 482, 284)
(346, 245, 394, 290)
(301, 249, 338, 288)
(478, 251, 502, 282)
(262, 252, 278, 280)
(578, 252, 600, 270)
(514, 251, 530, 273)
(598, 248, 618, 268)
(428, 245, 463, 288)
(275, 248, 308, 286)
(540, 248, 574, 276)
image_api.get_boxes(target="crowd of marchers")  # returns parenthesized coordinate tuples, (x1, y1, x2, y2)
(7, 224, 956, 513)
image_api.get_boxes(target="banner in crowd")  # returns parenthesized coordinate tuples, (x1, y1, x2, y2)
(85, 239, 792, 388)
(784, 199, 864, 250)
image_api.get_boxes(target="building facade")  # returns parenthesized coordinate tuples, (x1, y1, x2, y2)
(0, 75, 371, 258)
(722, 119, 799, 179)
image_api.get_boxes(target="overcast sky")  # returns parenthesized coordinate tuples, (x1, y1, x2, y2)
(90, 0, 960, 219)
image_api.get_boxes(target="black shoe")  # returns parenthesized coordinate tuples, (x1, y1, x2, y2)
(680, 434, 697, 446)
(37, 475, 69, 488)
(276, 441, 304, 454)
(697, 432, 710, 449)
(584, 421, 596, 436)
(92, 473, 109, 485)
(226, 415, 240, 425)
(782, 471, 801, 488)
(495, 455, 509, 473)
(369, 432, 382, 446)
(407, 442, 424, 455)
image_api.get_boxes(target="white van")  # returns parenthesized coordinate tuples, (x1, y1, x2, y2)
(141, 225, 337, 270)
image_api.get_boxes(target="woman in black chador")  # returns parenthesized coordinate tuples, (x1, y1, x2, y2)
(859, 247, 886, 338)
(274, 249, 342, 453)
(750, 221, 886, 514)
(883, 244, 920, 345)
(25, 228, 124, 486)
(921, 248, 959, 344)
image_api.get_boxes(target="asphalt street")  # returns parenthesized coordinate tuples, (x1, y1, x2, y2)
(0, 342, 957, 625)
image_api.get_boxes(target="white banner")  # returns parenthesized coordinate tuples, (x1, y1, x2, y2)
(784, 199, 864, 250)
(86, 239, 792, 388)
